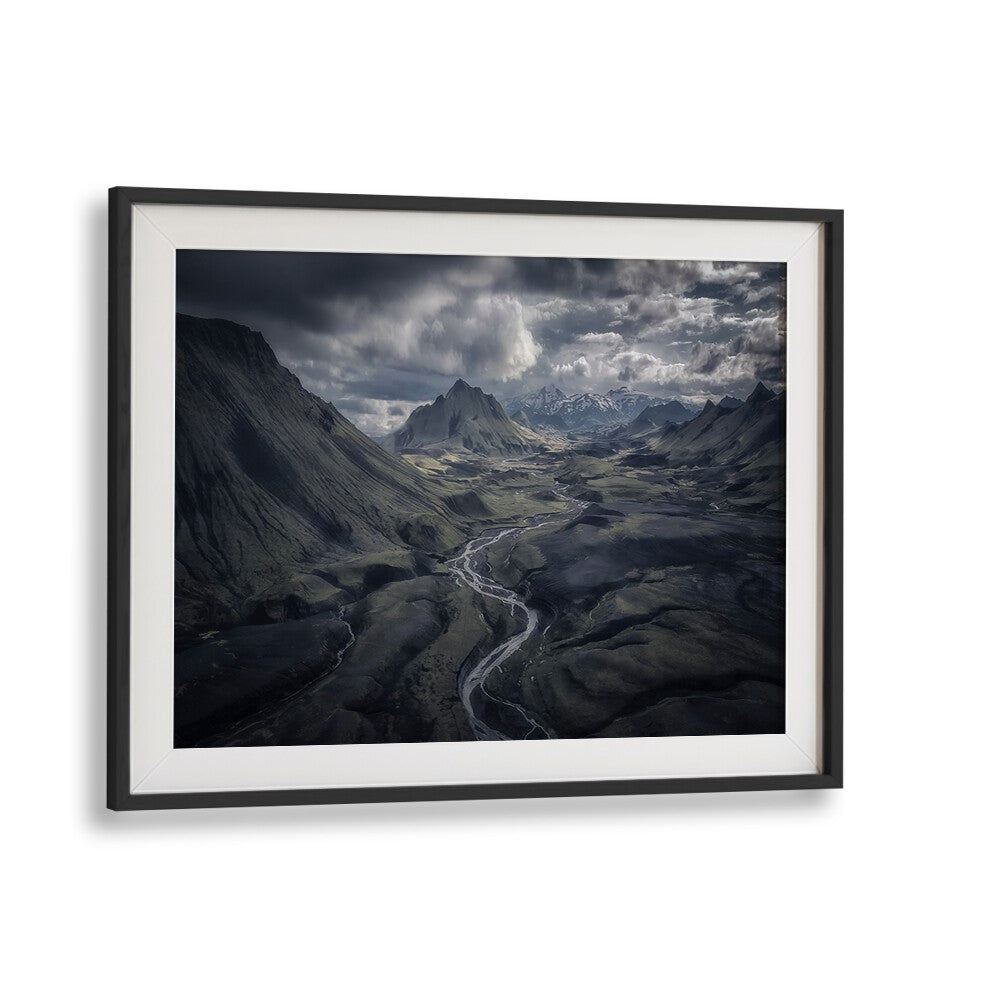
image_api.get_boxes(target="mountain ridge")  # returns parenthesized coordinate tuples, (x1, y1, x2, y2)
(654, 382, 784, 478)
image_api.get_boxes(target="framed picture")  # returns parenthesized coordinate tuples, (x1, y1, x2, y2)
(108, 188, 842, 810)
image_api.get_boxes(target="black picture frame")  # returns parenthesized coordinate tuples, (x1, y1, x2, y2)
(108, 187, 843, 810)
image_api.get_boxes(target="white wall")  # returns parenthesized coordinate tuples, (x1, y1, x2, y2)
(3, 3, 996, 997)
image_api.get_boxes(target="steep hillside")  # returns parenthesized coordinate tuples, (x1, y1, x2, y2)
(654, 383, 782, 465)
(175, 314, 457, 633)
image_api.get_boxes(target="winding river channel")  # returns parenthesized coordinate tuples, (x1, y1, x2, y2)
(448, 485, 589, 740)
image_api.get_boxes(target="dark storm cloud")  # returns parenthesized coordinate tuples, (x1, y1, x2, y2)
(177, 251, 786, 435)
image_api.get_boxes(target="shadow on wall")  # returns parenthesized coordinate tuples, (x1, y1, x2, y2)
(83, 194, 109, 829)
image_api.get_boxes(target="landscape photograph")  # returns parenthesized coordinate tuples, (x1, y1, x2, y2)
(173, 250, 787, 747)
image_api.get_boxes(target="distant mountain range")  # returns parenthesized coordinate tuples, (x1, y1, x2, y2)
(389, 378, 540, 455)
(503, 383, 698, 431)
(385, 381, 771, 455)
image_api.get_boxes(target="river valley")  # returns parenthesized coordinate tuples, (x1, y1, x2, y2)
(175, 447, 786, 747)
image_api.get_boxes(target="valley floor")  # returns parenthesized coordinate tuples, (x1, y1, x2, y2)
(174, 446, 785, 746)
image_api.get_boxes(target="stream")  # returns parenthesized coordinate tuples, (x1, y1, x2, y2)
(448, 485, 589, 740)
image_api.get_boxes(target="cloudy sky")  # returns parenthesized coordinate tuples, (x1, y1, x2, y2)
(177, 251, 786, 436)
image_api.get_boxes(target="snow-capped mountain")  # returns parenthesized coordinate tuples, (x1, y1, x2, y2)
(606, 386, 680, 421)
(503, 384, 697, 432)
(506, 384, 567, 415)
(554, 391, 624, 428)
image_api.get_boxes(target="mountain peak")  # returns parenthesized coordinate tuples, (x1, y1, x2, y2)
(700, 399, 717, 415)
(393, 379, 536, 455)
(447, 378, 474, 397)
(607, 385, 637, 399)
(539, 384, 567, 402)
(747, 382, 776, 405)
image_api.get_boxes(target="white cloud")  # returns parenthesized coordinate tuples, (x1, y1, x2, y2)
(601, 349, 685, 385)
(695, 262, 763, 283)
(577, 331, 625, 348)
(552, 354, 592, 377)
